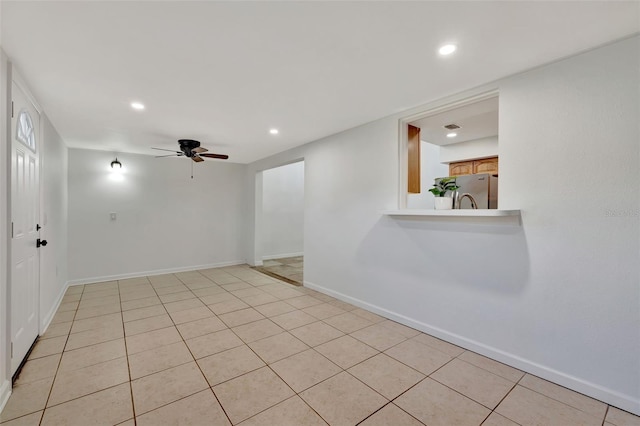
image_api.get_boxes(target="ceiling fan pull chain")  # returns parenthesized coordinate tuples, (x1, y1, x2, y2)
(191, 160, 194, 179)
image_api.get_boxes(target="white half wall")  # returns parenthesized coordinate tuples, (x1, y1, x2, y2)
(67, 149, 247, 283)
(245, 36, 640, 414)
(261, 161, 304, 259)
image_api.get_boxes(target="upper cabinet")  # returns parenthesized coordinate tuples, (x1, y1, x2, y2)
(472, 157, 499, 174)
(449, 156, 498, 176)
(449, 161, 474, 176)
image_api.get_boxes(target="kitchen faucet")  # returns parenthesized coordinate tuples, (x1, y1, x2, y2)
(457, 193, 478, 209)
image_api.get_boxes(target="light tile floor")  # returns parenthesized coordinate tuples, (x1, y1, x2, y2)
(1, 265, 639, 426)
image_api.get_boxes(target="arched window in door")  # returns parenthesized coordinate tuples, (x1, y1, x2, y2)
(17, 110, 36, 152)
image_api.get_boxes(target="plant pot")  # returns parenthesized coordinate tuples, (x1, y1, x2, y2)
(434, 197, 453, 210)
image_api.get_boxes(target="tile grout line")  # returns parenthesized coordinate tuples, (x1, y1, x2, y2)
(119, 276, 150, 426)
(362, 373, 428, 425)
(223, 285, 388, 425)
(5, 283, 126, 421)
(37, 284, 85, 426)
(355, 401, 426, 426)
(184, 271, 330, 425)
(34, 288, 131, 412)
(513, 372, 610, 422)
(601, 405, 610, 426)
(424, 355, 521, 420)
(162, 272, 235, 426)
(261, 355, 330, 425)
(337, 329, 512, 424)
(484, 369, 529, 426)
(480, 381, 521, 425)
(19, 284, 145, 421)
(125, 278, 178, 412)
(426, 355, 520, 409)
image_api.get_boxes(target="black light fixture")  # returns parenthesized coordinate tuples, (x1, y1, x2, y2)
(110, 157, 122, 169)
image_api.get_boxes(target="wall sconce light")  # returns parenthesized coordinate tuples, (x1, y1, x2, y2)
(110, 158, 122, 169)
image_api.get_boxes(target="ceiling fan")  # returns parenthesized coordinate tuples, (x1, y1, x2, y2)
(152, 139, 229, 162)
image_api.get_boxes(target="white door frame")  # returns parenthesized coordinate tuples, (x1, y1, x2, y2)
(0, 53, 12, 408)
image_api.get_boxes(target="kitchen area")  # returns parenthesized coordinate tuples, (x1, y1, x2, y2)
(405, 95, 501, 212)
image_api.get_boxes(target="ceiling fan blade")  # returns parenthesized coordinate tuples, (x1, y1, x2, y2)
(199, 153, 229, 160)
(192, 147, 208, 153)
(155, 154, 181, 158)
(152, 147, 181, 153)
(192, 155, 204, 163)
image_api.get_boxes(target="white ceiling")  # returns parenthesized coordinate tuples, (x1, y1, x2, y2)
(1, 1, 638, 164)
(411, 96, 498, 146)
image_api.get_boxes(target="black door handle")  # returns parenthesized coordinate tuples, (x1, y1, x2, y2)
(37, 239, 47, 248)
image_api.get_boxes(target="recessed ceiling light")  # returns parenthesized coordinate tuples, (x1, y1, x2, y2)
(269, 128, 279, 135)
(438, 44, 457, 56)
(446, 132, 458, 138)
(130, 102, 145, 111)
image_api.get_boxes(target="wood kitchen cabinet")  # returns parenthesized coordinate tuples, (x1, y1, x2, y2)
(449, 161, 474, 176)
(473, 157, 499, 174)
(449, 156, 499, 176)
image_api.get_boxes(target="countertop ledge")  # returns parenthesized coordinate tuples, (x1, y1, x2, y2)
(382, 209, 521, 217)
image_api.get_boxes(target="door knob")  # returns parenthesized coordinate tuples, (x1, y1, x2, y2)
(37, 239, 47, 248)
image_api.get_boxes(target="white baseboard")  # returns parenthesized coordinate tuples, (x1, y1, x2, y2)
(262, 252, 303, 261)
(40, 280, 70, 334)
(0, 380, 11, 416)
(304, 280, 640, 416)
(67, 260, 246, 286)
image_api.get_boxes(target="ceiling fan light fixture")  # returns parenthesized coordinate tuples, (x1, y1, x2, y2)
(110, 157, 122, 169)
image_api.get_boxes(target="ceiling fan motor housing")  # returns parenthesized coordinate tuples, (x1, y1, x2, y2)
(178, 139, 201, 157)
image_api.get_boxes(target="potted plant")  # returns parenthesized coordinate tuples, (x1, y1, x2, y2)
(428, 177, 460, 210)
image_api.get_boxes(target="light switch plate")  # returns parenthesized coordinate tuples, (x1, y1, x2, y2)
(110, 212, 117, 220)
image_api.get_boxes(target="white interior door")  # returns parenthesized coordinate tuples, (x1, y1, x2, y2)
(10, 82, 41, 375)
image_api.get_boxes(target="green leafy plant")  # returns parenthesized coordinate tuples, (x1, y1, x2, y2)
(428, 177, 460, 197)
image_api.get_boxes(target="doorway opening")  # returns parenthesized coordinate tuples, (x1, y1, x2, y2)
(253, 160, 304, 286)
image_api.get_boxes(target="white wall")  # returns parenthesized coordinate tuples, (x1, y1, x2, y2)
(245, 36, 640, 414)
(406, 141, 449, 209)
(497, 36, 638, 410)
(39, 115, 68, 329)
(261, 161, 304, 259)
(439, 135, 499, 164)
(67, 149, 247, 283)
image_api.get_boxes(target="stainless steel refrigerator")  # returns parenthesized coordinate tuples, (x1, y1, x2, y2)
(437, 173, 498, 209)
